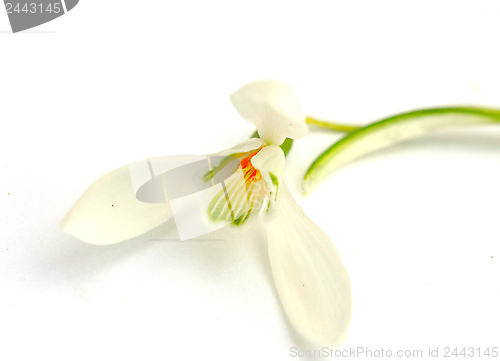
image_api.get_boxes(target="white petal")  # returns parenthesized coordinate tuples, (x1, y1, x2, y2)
(230, 80, 309, 146)
(251, 145, 285, 180)
(251, 145, 285, 222)
(266, 184, 352, 346)
(61, 165, 173, 245)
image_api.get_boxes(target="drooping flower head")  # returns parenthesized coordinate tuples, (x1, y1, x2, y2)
(203, 80, 309, 231)
(60, 80, 352, 347)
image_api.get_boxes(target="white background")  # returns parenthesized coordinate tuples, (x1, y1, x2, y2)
(1, 1, 500, 360)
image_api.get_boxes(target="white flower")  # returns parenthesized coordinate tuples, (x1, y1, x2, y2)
(60, 80, 352, 346)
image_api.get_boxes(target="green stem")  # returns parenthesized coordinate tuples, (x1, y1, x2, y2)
(306, 117, 361, 133)
(304, 106, 500, 195)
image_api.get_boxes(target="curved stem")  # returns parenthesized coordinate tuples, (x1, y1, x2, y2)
(304, 106, 500, 195)
(306, 117, 361, 133)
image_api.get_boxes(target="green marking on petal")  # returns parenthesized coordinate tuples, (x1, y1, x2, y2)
(269, 172, 279, 188)
(207, 188, 227, 222)
(207, 178, 247, 223)
(231, 183, 263, 227)
(304, 106, 500, 194)
(269, 172, 279, 201)
(232, 207, 252, 226)
(207, 174, 265, 227)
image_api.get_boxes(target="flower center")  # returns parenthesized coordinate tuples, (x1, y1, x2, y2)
(239, 149, 263, 185)
(205, 146, 267, 228)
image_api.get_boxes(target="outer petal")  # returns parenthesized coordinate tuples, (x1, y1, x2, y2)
(61, 165, 173, 245)
(230, 80, 309, 146)
(251, 145, 285, 222)
(267, 184, 352, 346)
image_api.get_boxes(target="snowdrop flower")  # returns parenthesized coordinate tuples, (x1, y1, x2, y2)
(61, 80, 352, 346)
